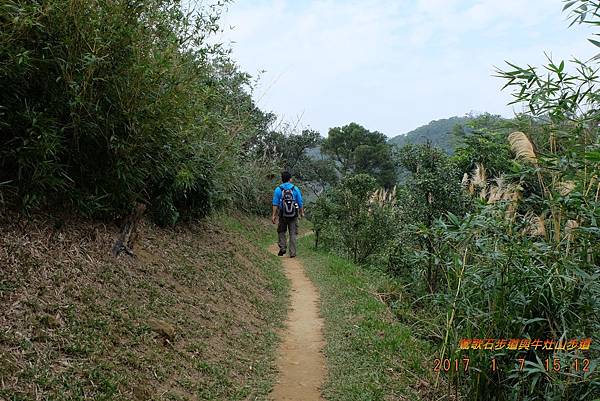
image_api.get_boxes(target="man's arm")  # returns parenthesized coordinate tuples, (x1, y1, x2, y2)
(272, 187, 281, 224)
(296, 187, 304, 218)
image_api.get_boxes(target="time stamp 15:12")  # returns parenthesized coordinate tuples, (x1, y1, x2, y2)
(435, 338, 594, 373)
(433, 357, 592, 373)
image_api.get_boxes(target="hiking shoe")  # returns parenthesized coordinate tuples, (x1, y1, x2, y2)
(278, 250, 286, 256)
(290, 255, 296, 258)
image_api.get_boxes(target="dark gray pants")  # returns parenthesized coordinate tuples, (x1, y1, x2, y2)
(278, 217, 298, 257)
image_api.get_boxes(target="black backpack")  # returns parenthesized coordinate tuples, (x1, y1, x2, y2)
(280, 185, 298, 218)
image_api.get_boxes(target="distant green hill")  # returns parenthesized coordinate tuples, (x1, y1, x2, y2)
(388, 116, 473, 153)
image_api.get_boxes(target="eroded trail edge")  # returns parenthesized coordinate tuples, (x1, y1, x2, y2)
(269, 244, 326, 401)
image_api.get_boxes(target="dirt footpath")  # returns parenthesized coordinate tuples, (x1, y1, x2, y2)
(269, 244, 326, 401)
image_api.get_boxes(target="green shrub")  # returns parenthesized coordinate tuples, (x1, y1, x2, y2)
(312, 174, 397, 264)
(0, 0, 271, 222)
(390, 143, 470, 292)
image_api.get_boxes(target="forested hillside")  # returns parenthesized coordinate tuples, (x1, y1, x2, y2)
(388, 116, 472, 153)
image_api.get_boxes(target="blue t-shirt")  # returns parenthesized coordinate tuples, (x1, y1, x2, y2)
(273, 182, 303, 209)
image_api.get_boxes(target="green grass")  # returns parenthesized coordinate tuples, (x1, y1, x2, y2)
(217, 212, 313, 246)
(0, 214, 290, 401)
(216, 212, 276, 248)
(297, 235, 436, 401)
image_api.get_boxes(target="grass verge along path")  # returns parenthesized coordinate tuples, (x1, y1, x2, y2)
(297, 235, 438, 401)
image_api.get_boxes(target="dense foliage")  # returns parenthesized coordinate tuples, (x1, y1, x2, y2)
(249, 127, 338, 197)
(322, 122, 397, 188)
(389, 143, 470, 292)
(312, 174, 396, 264)
(312, 2, 599, 399)
(0, 0, 276, 224)
(452, 113, 514, 177)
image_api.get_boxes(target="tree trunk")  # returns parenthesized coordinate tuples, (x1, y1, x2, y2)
(112, 202, 146, 257)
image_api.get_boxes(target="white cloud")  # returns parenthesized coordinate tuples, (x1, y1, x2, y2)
(217, 0, 597, 135)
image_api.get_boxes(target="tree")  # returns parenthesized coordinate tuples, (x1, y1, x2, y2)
(312, 174, 397, 263)
(393, 142, 469, 291)
(321, 122, 397, 187)
(249, 128, 339, 196)
(452, 113, 513, 178)
(250, 129, 320, 171)
(295, 158, 338, 196)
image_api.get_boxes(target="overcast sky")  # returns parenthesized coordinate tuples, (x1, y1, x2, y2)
(216, 0, 597, 137)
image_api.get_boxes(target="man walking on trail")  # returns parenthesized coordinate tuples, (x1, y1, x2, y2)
(272, 171, 304, 258)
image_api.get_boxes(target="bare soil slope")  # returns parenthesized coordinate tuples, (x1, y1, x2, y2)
(0, 212, 288, 400)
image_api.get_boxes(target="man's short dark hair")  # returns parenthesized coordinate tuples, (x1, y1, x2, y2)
(281, 171, 292, 183)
